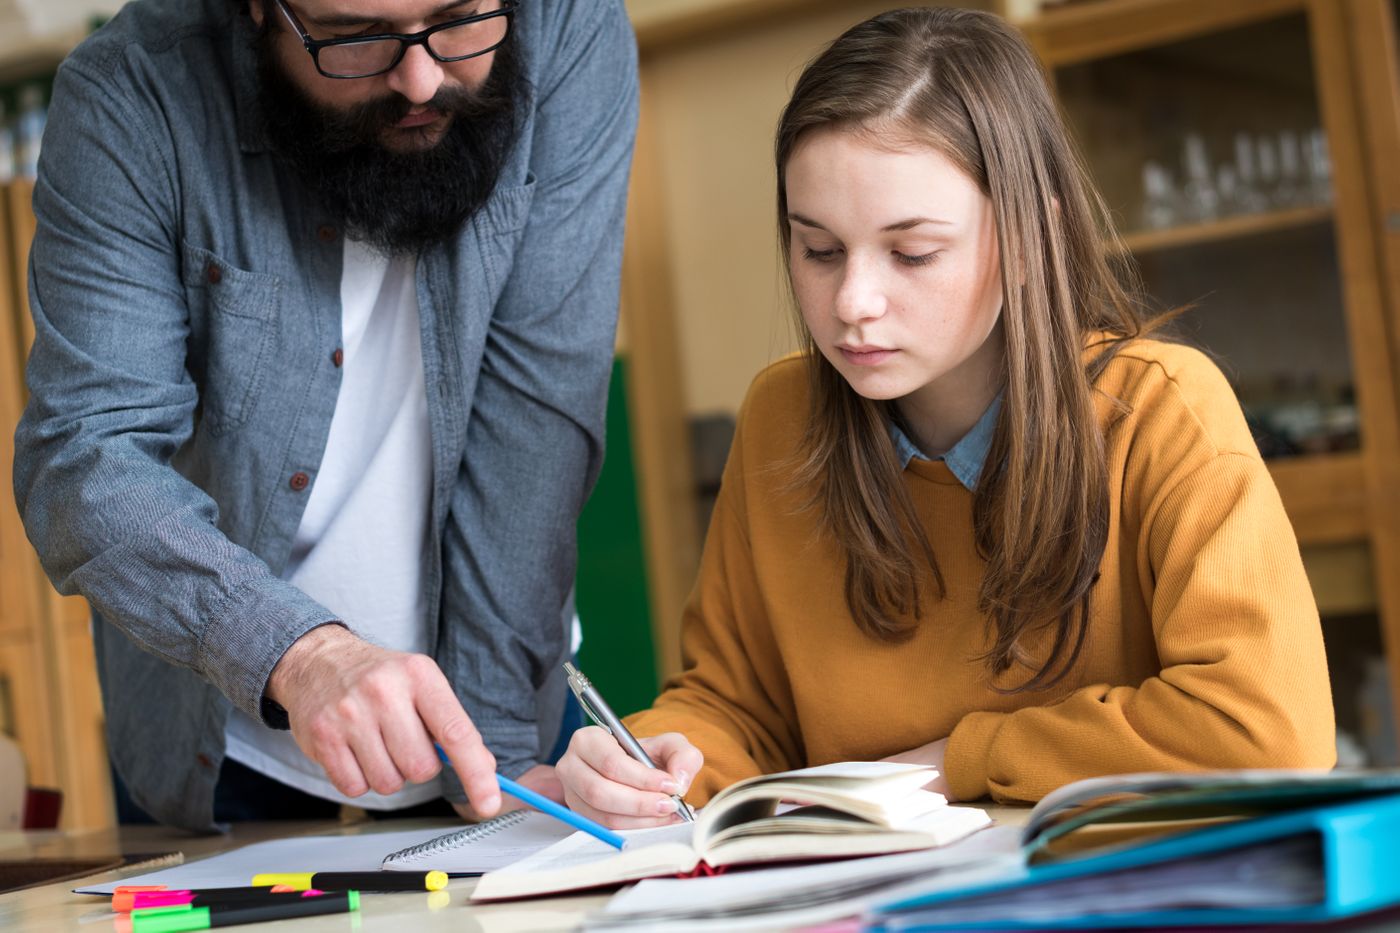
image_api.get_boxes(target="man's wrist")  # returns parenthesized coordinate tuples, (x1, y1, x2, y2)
(265, 621, 349, 708)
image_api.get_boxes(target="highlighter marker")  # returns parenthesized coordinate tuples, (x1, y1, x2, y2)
(250, 870, 448, 891)
(127, 889, 327, 911)
(129, 890, 358, 932)
(114, 886, 303, 912)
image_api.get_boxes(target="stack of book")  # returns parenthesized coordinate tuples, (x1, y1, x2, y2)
(573, 768, 1400, 931)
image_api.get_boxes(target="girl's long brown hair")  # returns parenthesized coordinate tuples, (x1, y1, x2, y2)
(778, 7, 1155, 690)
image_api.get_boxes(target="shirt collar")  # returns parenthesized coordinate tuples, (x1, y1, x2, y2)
(889, 395, 1002, 491)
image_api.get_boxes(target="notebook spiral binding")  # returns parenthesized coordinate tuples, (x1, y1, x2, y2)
(382, 809, 532, 867)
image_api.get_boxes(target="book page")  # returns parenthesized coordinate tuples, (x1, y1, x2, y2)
(591, 824, 1022, 930)
(699, 763, 942, 842)
(471, 822, 700, 901)
(705, 804, 991, 867)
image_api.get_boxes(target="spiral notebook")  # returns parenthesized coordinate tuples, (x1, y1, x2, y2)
(75, 818, 572, 894)
(380, 809, 575, 875)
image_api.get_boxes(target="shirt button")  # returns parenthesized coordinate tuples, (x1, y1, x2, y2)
(317, 225, 338, 243)
(205, 263, 222, 285)
(289, 472, 311, 492)
(332, 348, 344, 368)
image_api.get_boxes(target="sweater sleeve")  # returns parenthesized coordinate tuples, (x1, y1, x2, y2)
(945, 450, 1336, 803)
(624, 421, 805, 804)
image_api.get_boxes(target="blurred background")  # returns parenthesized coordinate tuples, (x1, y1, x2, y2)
(0, 0, 1398, 831)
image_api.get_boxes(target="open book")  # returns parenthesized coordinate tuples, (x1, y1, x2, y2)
(472, 761, 991, 901)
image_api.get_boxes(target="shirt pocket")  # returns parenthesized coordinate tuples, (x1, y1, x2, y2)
(181, 241, 282, 435)
(481, 173, 537, 238)
(476, 174, 537, 289)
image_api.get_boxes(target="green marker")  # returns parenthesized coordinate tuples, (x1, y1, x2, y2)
(130, 890, 359, 931)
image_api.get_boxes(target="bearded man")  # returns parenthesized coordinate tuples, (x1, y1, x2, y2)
(13, 0, 638, 831)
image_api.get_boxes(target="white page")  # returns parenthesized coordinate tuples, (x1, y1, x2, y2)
(73, 817, 567, 895)
(758, 761, 935, 781)
(470, 822, 701, 901)
(491, 821, 695, 875)
(589, 824, 1022, 930)
(381, 810, 574, 872)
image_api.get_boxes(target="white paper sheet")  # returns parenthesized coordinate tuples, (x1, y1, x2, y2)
(73, 816, 571, 895)
(586, 823, 1021, 930)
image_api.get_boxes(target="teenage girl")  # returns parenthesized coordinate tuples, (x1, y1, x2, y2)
(557, 6, 1334, 828)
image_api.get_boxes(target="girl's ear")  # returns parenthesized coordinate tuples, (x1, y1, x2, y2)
(249, 0, 266, 28)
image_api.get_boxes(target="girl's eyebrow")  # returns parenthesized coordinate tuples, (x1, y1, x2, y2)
(880, 217, 954, 232)
(787, 212, 828, 231)
(787, 213, 953, 232)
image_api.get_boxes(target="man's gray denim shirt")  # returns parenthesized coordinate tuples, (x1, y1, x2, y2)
(12, 0, 639, 831)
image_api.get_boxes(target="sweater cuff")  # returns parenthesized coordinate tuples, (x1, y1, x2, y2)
(946, 710, 1006, 802)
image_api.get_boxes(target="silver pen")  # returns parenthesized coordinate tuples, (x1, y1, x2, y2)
(564, 662, 697, 822)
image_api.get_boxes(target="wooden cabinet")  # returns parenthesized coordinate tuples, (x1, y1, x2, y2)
(1021, 0, 1400, 755)
(0, 178, 113, 829)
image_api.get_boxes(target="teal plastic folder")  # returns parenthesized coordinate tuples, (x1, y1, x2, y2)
(869, 792, 1400, 930)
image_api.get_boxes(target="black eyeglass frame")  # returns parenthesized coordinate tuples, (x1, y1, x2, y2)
(274, 0, 518, 80)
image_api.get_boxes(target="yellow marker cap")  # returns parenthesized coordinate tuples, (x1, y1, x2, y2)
(250, 873, 315, 890)
(426, 871, 449, 891)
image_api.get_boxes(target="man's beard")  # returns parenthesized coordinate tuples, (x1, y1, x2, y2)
(255, 29, 524, 256)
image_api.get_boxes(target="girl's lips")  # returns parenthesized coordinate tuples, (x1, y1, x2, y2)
(839, 346, 897, 366)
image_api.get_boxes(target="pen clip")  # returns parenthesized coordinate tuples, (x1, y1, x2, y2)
(564, 663, 613, 736)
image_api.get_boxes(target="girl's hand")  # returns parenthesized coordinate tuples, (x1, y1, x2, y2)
(881, 737, 954, 800)
(556, 726, 704, 829)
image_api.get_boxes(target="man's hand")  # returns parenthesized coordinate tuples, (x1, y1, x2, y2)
(556, 727, 702, 829)
(267, 624, 501, 816)
(881, 737, 954, 799)
(452, 763, 562, 822)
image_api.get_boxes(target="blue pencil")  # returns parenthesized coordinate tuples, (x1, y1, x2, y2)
(433, 744, 627, 850)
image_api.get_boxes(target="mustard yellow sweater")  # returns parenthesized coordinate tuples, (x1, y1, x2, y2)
(626, 340, 1336, 804)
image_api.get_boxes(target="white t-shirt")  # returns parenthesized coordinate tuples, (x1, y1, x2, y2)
(225, 237, 440, 809)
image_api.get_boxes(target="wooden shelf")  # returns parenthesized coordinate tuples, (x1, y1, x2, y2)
(1117, 205, 1333, 256)
(0, 32, 80, 86)
(1268, 450, 1368, 546)
(1023, 0, 1304, 67)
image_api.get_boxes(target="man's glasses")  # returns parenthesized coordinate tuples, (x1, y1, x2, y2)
(274, 0, 517, 80)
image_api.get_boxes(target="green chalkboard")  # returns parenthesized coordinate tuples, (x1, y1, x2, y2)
(575, 356, 660, 717)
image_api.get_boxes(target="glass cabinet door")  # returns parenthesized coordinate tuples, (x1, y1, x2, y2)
(1055, 14, 1355, 474)
(1027, 0, 1400, 766)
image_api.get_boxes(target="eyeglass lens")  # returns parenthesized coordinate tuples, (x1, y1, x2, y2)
(318, 14, 509, 78)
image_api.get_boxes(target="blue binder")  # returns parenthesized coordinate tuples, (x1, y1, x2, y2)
(868, 792, 1400, 930)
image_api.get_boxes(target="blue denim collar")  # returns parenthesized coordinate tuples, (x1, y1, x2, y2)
(890, 395, 1002, 491)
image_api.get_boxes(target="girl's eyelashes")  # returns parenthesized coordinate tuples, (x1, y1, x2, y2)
(798, 247, 943, 266)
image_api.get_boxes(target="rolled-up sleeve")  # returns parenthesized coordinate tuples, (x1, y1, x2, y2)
(12, 61, 334, 723)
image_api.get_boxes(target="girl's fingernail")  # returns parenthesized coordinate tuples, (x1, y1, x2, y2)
(676, 771, 691, 791)
(656, 797, 678, 815)
(660, 779, 680, 794)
